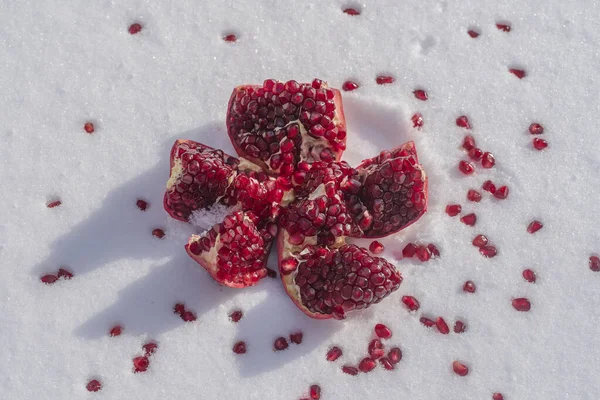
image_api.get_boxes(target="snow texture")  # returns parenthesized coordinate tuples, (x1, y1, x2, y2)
(1, 0, 600, 399)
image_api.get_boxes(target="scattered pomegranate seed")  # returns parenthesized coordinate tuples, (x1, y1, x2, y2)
(379, 357, 395, 370)
(47, 200, 62, 208)
(479, 245, 498, 258)
(342, 365, 359, 375)
(456, 116, 471, 129)
(481, 152, 495, 168)
(266, 267, 277, 278)
(342, 81, 359, 91)
(128, 23, 142, 35)
(522, 269, 536, 283)
(143, 342, 158, 356)
(388, 347, 402, 364)
(232, 341, 247, 354)
(446, 204, 462, 217)
(41, 274, 58, 284)
(290, 331, 303, 344)
(453, 361, 469, 376)
(512, 297, 531, 311)
(468, 29, 480, 38)
(416, 245, 432, 262)
(368, 339, 385, 359)
(401, 295, 420, 311)
(460, 213, 477, 226)
(482, 180, 497, 194)
(223, 34, 237, 42)
(411, 113, 424, 129)
(413, 89, 428, 101)
(133, 356, 149, 373)
(496, 23, 511, 32)
(358, 357, 376, 373)
(533, 138, 548, 150)
(463, 281, 476, 293)
(590, 256, 600, 272)
(454, 320, 466, 333)
(462, 135, 476, 151)
(527, 220, 543, 234)
(436, 317, 450, 334)
(57, 268, 73, 279)
(326, 346, 343, 362)
(86, 379, 102, 392)
(509, 68, 526, 79)
(472, 234, 488, 247)
(309, 384, 321, 399)
(173, 303, 185, 315)
(529, 123, 544, 134)
(369, 241, 385, 254)
(374, 323, 392, 339)
(84, 122, 95, 134)
(343, 7, 360, 16)
(494, 186, 509, 199)
(376, 75, 394, 85)
(109, 325, 122, 337)
(468, 147, 483, 161)
(181, 310, 196, 322)
(229, 310, 243, 323)
(467, 189, 482, 202)
(152, 228, 165, 239)
(420, 316, 435, 327)
(428, 244, 441, 258)
(136, 199, 148, 211)
(458, 160, 475, 175)
(492, 393, 505, 400)
(402, 243, 417, 258)
(274, 337, 289, 351)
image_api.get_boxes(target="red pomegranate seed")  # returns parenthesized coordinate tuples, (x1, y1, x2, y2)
(368, 339, 385, 359)
(376, 75, 394, 85)
(109, 325, 122, 337)
(460, 213, 477, 226)
(494, 186, 509, 199)
(412, 113, 424, 129)
(84, 122, 95, 134)
(456, 116, 471, 129)
(413, 89, 428, 101)
(481, 152, 495, 168)
(492, 393, 504, 400)
(379, 357, 395, 370)
(136, 199, 148, 211)
(462, 135, 476, 151)
(468, 147, 483, 161)
(388, 347, 402, 364)
(128, 23, 142, 35)
(527, 220, 543, 234)
(482, 180, 497, 194)
(274, 337, 289, 351)
(452, 361, 469, 376)
(590, 256, 600, 272)
(533, 138, 548, 150)
(428, 244, 440, 258)
(290, 331, 303, 344)
(467, 189, 482, 202)
(173, 303, 185, 315)
(529, 123, 544, 134)
(326, 346, 343, 362)
(496, 23, 511, 32)
(152, 228, 165, 239)
(358, 357, 376, 373)
(512, 297, 531, 311)
(454, 320, 466, 333)
(133, 356, 149, 373)
(463, 280, 476, 293)
(402, 295, 420, 311)
(509, 68, 526, 79)
(223, 34, 237, 42)
(468, 30, 480, 38)
(41, 274, 58, 284)
(229, 310, 243, 323)
(374, 323, 392, 339)
(181, 310, 196, 322)
(232, 341, 247, 354)
(57, 268, 73, 279)
(479, 245, 497, 258)
(343, 7, 360, 16)
(436, 317, 450, 334)
(143, 342, 158, 356)
(47, 200, 62, 208)
(342, 81, 359, 91)
(472, 234, 488, 247)
(446, 204, 462, 217)
(86, 379, 102, 392)
(310, 384, 321, 399)
(416, 245, 432, 262)
(458, 160, 475, 175)
(342, 365, 359, 375)
(369, 241, 385, 254)
(420, 316, 435, 327)
(402, 243, 417, 258)
(522, 269, 536, 283)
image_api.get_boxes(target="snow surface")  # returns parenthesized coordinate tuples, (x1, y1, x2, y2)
(2, 0, 600, 399)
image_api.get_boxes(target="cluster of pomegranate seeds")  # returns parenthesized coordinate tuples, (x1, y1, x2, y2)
(290, 331, 303, 344)
(128, 23, 142, 35)
(173, 303, 197, 322)
(273, 336, 289, 351)
(411, 113, 424, 129)
(509, 68, 526, 79)
(468, 29, 480, 38)
(376, 75, 394, 85)
(342, 81, 359, 91)
(223, 34, 237, 42)
(413, 89, 428, 101)
(40, 267, 73, 284)
(446, 204, 462, 216)
(343, 7, 360, 15)
(590, 256, 600, 272)
(86, 379, 102, 392)
(136, 199, 148, 211)
(84, 122, 95, 134)
(463, 280, 476, 293)
(452, 360, 469, 376)
(512, 297, 531, 311)
(527, 220, 543, 234)
(467, 189, 482, 202)
(336, 325, 402, 375)
(401, 242, 440, 261)
(401, 295, 420, 311)
(109, 325, 122, 337)
(133, 356, 149, 373)
(369, 240, 385, 254)
(496, 23, 511, 32)
(326, 346, 343, 361)
(460, 213, 477, 226)
(533, 138, 548, 150)
(232, 341, 247, 354)
(152, 228, 165, 239)
(229, 310, 243, 323)
(47, 200, 62, 208)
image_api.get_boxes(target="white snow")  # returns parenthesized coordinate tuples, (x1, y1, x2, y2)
(1, 0, 600, 399)
(190, 203, 233, 231)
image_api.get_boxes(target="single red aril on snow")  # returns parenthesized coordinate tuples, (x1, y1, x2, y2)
(453, 361, 469, 376)
(376, 75, 394, 84)
(512, 297, 531, 311)
(143, 342, 158, 356)
(152, 228, 165, 239)
(57, 268, 73, 279)
(86, 379, 102, 392)
(343, 7, 360, 15)
(379, 357, 395, 370)
(47, 200, 62, 208)
(368, 339, 385, 359)
(436, 317, 450, 334)
(529, 123, 544, 134)
(533, 138, 548, 150)
(446, 204, 462, 216)
(233, 341, 247, 354)
(358, 357, 376, 373)
(468, 147, 483, 161)
(133, 356, 149, 373)
(527, 220, 543, 234)
(369, 241, 385, 254)
(173, 303, 185, 315)
(181, 310, 197, 322)
(522, 269, 536, 283)
(463, 280, 476, 293)
(467, 189, 482, 202)
(412, 113, 424, 129)
(456, 116, 471, 129)
(472, 234, 488, 247)
(342, 365, 359, 375)
(223, 34, 237, 42)
(274, 337, 289, 351)
(402, 243, 417, 258)
(460, 213, 477, 226)
(402, 295, 420, 311)
(375, 323, 392, 339)
(590, 256, 600, 272)
(109, 325, 122, 337)
(326, 346, 343, 362)
(496, 23, 511, 32)
(458, 160, 475, 175)
(454, 320, 466, 333)
(494, 186, 509, 199)
(41, 274, 58, 284)
(462, 135, 476, 151)
(428, 243, 440, 258)
(413, 89, 428, 101)
(388, 347, 402, 364)
(482, 180, 496, 194)
(84, 122, 95, 134)
(136, 199, 148, 211)
(509, 68, 526, 79)
(342, 81, 359, 91)
(481, 152, 495, 168)
(420, 316, 435, 327)
(493, 393, 505, 400)
(290, 331, 303, 344)
(468, 30, 480, 38)
(128, 23, 142, 35)
(416, 245, 432, 262)
(479, 245, 497, 258)
(229, 310, 243, 323)
(310, 385, 321, 400)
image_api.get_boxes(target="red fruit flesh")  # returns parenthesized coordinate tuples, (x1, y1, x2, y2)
(226, 79, 347, 175)
(411, 113, 424, 129)
(453, 361, 469, 376)
(463, 280, 476, 293)
(128, 23, 142, 35)
(368, 339, 385, 359)
(369, 241, 384, 254)
(436, 317, 450, 334)
(152, 228, 165, 239)
(468, 30, 480, 38)
(420, 316, 435, 327)
(223, 34, 237, 42)
(326, 346, 343, 361)
(57, 268, 73, 279)
(229, 310, 243, 322)
(380, 357, 395, 370)
(136, 199, 148, 211)
(413, 89, 428, 101)
(343, 8, 360, 16)
(446, 204, 462, 216)
(590, 256, 600, 272)
(342, 365, 359, 375)
(482, 180, 496, 194)
(181, 311, 197, 322)
(342, 81, 359, 91)
(310, 385, 321, 399)
(274, 337, 289, 351)
(402, 243, 417, 258)
(454, 320, 466, 333)
(461, 213, 477, 226)
(462, 135, 475, 151)
(479, 245, 497, 258)
(522, 269, 536, 283)
(468, 147, 483, 161)
(376, 76, 394, 85)
(509, 68, 526, 79)
(529, 123, 544, 134)
(458, 160, 475, 175)
(375, 323, 392, 339)
(472, 234, 488, 247)
(41, 274, 58, 284)
(84, 122, 95, 134)
(388, 347, 402, 364)
(290, 331, 303, 344)
(481, 152, 495, 168)
(109, 325, 122, 337)
(467, 189, 482, 202)
(527, 220, 543, 234)
(428, 243, 440, 257)
(358, 357, 376, 373)
(512, 298, 531, 311)
(47, 200, 62, 208)
(456, 116, 471, 129)
(496, 23, 511, 32)
(401, 295, 420, 311)
(416, 245, 431, 262)
(493, 393, 505, 400)
(233, 341, 247, 354)
(143, 342, 158, 356)
(86, 379, 102, 392)
(494, 186, 509, 199)
(133, 356, 149, 373)
(533, 138, 548, 150)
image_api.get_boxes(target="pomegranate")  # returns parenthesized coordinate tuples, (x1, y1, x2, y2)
(326, 346, 343, 362)
(86, 379, 102, 392)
